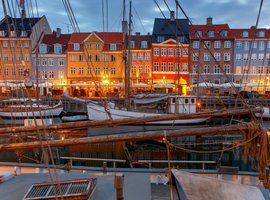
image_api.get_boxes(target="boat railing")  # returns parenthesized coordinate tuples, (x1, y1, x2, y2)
(60, 156, 126, 168)
(138, 160, 216, 172)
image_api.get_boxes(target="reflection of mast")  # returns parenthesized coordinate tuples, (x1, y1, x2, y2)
(122, 0, 132, 109)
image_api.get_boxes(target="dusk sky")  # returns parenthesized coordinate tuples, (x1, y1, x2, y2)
(1, 0, 270, 34)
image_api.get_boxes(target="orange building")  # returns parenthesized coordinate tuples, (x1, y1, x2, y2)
(152, 39, 189, 94)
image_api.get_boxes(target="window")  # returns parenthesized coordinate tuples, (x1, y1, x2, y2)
(259, 41, 265, 51)
(139, 66, 143, 73)
(236, 54, 242, 60)
(257, 31, 265, 37)
(145, 66, 150, 73)
(138, 53, 143, 60)
(54, 44, 62, 54)
(252, 41, 257, 49)
(214, 53, 221, 61)
(130, 41, 135, 48)
(250, 66, 256, 74)
(193, 53, 199, 61)
(3, 41, 8, 48)
(154, 48, 159, 56)
(42, 58, 47, 66)
(21, 30, 27, 37)
(132, 66, 136, 74)
(11, 68, 15, 76)
(204, 53, 210, 61)
(3, 54, 8, 61)
(214, 65, 220, 73)
(157, 36, 164, 42)
(258, 66, 263, 74)
(175, 63, 180, 72)
(176, 48, 180, 56)
(18, 68, 22, 76)
(193, 41, 199, 49)
(204, 41, 211, 48)
(110, 44, 117, 50)
(251, 53, 257, 60)
(74, 43, 80, 51)
(161, 63, 166, 71)
(182, 48, 188, 56)
(207, 30, 214, 37)
(79, 55, 84, 61)
(204, 65, 210, 73)
(42, 71, 47, 79)
(4, 68, 8, 76)
(145, 53, 150, 60)
(224, 53, 231, 61)
(266, 53, 270, 60)
(258, 54, 264, 60)
(18, 41, 22, 48)
(266, 66, 270, 74)
(25, 54, 30, 61)
(182, 63, 188, 72)
(95, 67, 100, 75)
(49, 71, 54, 79)
(110, 67, 116, 75)
(154, 62, 159, 71)
(95, 55, 100, 61)
(214, 41, 220, 49)
(59, 58, 64, 66)
(87, 67, 92, 74)
(103, 54, 108, 61)
(48, 58, 54, 66)
(71, 67, 75, 74)
(95, 43, 100, 49)
(192, 65, 198, 73)
(243, 54, 249, 60)
(224, 41, 231, 48)
(70, 55, 76, 61)
(168, 48, 174, 56)
(224, 65, 230, 74)
(0, 30, 5, 36)
(235, 41, 242, 48)
(104, 67, 108, 74)
(161, 48, 166, 56)
(242, 31, 249, 37)
(132, 53, 137, 60)
(18, 54, 22, 61)
(25, 41, 29, 48)
(243, 66, 249, 74)
(220, 30, 228, 37)
(111, 55, 116, 62)
(78, 67, 84, 74)
(244, 41, 249, 51)
(195, 31, 202, 38)
(168, 63, 174, 71)
(141, 41, 148, 48)
(86, 44, 91, 49)
(10, 41, 15, 48)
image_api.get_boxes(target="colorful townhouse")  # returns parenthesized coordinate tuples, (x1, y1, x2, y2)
(152, 11, 190, 95)
(189, 17, 234, 95)
(232, 27, 270, 93)
(0, 15, 51, 95)
(37, 29, 71, 95)
(129, 33, 152, 85)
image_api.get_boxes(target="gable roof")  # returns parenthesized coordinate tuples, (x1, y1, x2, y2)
(41, 34, 71, 53)
(230, 27, 270, 39)
(69, 32, 91, 43)
(189, 24, 232, 39)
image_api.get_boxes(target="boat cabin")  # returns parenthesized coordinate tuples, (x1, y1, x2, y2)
(168, 95, 197, 114)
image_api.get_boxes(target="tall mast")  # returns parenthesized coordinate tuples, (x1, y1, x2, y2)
(122, 0, 131, 109)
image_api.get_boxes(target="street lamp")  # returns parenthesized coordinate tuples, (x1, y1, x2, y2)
(60, 75, 63, 84)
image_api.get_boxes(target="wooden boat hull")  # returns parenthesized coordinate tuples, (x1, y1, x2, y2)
(87, 102, 209, 124)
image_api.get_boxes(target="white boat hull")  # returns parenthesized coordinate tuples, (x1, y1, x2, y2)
(87, 102, 209, 124)
(0, 102, 63, 118)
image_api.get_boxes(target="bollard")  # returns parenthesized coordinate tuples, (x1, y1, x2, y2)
(103, 161, 107, 174)
(114, 173, 124, 200)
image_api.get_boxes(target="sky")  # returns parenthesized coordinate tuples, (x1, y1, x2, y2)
(0, 0, 270, 34)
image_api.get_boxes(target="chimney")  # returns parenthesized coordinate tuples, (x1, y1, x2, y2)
(135, 32, 140, 36)
(56, 28, 61, 38)
(170, 11, 175, 22)
(206, 17, 213, 25)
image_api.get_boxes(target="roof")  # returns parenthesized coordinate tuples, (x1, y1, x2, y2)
(41, 34, 71, 53)
(230, 27, 270, 39)
(152, 18, 190, 43)
(69, 32, 91, 43)
(189, 24, 232, 39)
(130, 34, 152, 49)
(0, 15, 41, 37)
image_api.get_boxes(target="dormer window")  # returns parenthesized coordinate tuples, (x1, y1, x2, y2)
(257, 31, 265, 37)
(207, 31, 214, 37)
(0, 31, 5, 37)
(21, 31, 27, 37)
(220, 30, 228, 37)
(195, 31, 202, 38)
(39, 44, 47, 54)
(157, 36, 165, 42)
(110, 44, 117, 51)
(10, 31, 16, 37)
(130, 41, 135, 48)
(54, 44, 62, 54)
(141, 41, 148, 49)
(73, 43, 80, 51)
(242, 31, 249, 37)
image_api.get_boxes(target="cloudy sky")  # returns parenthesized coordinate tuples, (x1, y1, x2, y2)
(1, 0, 270, 34)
